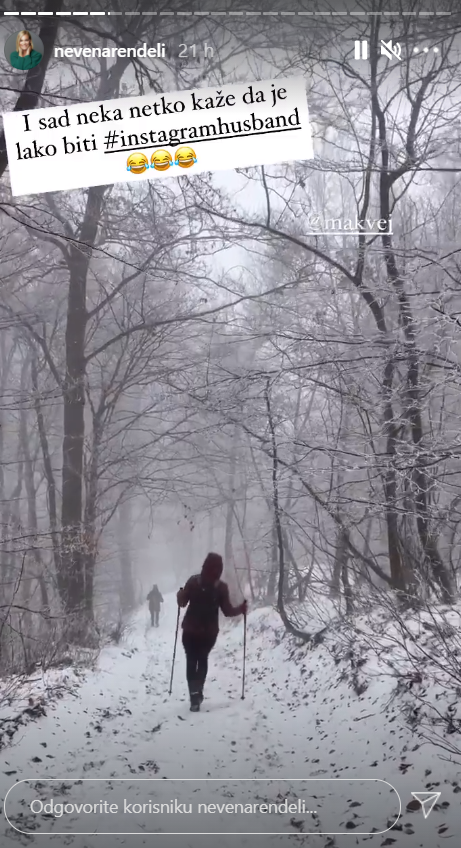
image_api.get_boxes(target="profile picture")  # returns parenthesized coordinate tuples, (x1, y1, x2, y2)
(4, 30, 44, 71)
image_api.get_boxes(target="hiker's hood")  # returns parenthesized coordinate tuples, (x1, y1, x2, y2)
(201, 552, 223, 583)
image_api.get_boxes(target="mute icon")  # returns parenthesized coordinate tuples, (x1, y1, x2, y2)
(381, 40, 402, 61)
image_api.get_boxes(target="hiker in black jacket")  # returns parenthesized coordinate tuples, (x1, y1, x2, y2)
(177, 552, 247, 710)
(147, 584, 163, 627)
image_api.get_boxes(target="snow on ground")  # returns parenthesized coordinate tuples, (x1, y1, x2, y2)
(0, 656, 95, 751)
(1, 593, 460, 847)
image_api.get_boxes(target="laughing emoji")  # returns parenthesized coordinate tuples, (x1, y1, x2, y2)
(127, 152, 149, 174)
(151, 149, 173, 171)
(175, 146, 197, 169)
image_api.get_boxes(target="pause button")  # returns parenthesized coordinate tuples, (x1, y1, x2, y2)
(354, 41, 368, 60)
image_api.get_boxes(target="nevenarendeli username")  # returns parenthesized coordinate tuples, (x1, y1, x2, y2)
(30, 799, 315, 816)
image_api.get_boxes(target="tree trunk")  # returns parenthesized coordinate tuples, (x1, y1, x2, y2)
(281, 526, 304, 602)
(118, 498, 135, 613)
(266, 518, 278, 603)
(2, 434, 24, 584)
(331, 525, 349, 600)
(264, 380, 325, 641)
(19, 360, 50, 611)
(0, 332, 13, 586)
(60, 186, 106, 623)
(382, 357, 407, 593)
(371, 31, 453, 602)
(232, 504, 255, 602)
(341, 555, 354, 616)
(223, 424, 238, 590)
(82, 413, 105, 620)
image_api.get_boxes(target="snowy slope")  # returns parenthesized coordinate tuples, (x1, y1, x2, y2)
(0, 594, 460, 847)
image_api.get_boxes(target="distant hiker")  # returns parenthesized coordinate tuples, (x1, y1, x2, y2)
(147, 584, 163, 627)
(177, 552, 247, 711)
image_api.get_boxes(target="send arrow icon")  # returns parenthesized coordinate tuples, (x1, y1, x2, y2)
(410, 792, 441, 819)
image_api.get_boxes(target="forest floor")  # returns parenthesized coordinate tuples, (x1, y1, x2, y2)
(0, 593, 461, 847)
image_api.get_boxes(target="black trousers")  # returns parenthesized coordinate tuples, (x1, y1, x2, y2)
(182, 632, 217, 692)
(150, 608, 160, 626)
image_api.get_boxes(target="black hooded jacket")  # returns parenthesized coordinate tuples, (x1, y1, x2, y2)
(177, 553, 243, 637)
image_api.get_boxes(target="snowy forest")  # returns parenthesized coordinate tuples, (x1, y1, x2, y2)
(3, 2, 461, 845)
(1, 1, 461, 678)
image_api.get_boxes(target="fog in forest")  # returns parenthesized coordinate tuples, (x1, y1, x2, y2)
(2, 9, 461, 840)
(1, 0, 461, 658)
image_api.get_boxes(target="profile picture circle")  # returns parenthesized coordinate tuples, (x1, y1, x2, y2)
(4, 30, 44, 71)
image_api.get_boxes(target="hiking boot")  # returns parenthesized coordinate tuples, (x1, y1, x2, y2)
(189, 682, 201, 711)
(190, 691, 201, 712)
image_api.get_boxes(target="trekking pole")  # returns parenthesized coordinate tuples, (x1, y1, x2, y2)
(241, 610, 247, 700)
(169, 605, 180, 695)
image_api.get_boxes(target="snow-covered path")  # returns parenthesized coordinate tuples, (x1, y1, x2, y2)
(1, 595, 460, 847)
